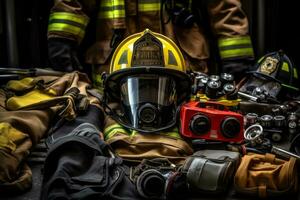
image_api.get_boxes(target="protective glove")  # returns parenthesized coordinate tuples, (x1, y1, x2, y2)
(222, 59, 254, 82)
(48, 38, 82, 72)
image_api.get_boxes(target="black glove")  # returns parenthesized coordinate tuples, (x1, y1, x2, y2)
(48, 38, 83, 72)
(222, 59, 254, 82)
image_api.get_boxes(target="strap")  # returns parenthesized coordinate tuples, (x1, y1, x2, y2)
(186, 157, 207, 189)
(87, 88, 103, 102)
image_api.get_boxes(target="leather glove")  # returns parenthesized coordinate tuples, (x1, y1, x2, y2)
(48, 38, 82, 72)
(222, 59, 254, 82)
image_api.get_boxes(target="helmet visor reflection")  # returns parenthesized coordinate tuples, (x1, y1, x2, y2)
(119, 74, 177, 131)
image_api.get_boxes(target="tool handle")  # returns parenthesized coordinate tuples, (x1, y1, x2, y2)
(271, 146, 300, 160)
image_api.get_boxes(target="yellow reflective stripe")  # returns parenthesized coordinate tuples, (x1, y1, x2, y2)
(104, 124, 129, 140)
(257, 56, 264, 64)
(101, 0, 125, 7)
(218, 36, 254, 58)
(93, 73, 102, 82)
(281, 84, 299, 91)
(218, 36, 252, 48)
(131, 130, 138, 138)
(99, 0, 125, 19)
(98, 10, 125, 19)
(163, 128, 181, 139)
(49, 12, 89, 26)
(294, 68, 298, 79)
(104, 124, 126, 136)
(105, 128, 127, 140)
(220, 48, 254, 59)
(164, 132, 181, 139)
(139, 3, 160, 12)
(282, 63, 298, 79)
(281, 62, 289, 72)
(48, 23, 85, 39)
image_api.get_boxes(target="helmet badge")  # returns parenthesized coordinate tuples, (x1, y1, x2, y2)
(132, 30, 164, 67)
(260, 56, 279, 75)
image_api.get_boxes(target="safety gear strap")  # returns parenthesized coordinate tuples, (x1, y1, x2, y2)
(48, 12, 89, 42)
(218, 36, 254, 60)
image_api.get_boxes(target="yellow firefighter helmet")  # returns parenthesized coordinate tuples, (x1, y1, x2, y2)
(104, 29, 191, 133)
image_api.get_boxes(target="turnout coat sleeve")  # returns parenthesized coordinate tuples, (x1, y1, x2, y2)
(0, 72, 103, 193)
(207, 0, 254, 61)
(47, 0, 97, 44)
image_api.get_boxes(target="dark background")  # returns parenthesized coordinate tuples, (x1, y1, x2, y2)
(0, 0, 299, 69)
(242, 0, 300, 64)
(0, 1, 300, 200)
(0, 0, 51, 68)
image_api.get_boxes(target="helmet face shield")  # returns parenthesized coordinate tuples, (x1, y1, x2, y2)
(119, 74, 177, 132)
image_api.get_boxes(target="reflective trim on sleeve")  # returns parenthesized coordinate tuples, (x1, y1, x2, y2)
(98, 10, 125, 19)
(49, 12, 89, 25)
(219, 48, 254, 60)
(98, 0, 125, 19)
(48, 12, 89, 39)
(49, 19, 86, 30)
(48, 23, 85, 39)
(138, 2, 160, 12)
(101, 0, 125, 7)
(218, 36, 254, 59)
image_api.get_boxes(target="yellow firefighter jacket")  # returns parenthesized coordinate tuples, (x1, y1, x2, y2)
(48, 0, 254, 75)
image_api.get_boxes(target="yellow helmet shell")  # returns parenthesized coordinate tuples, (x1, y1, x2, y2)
(110, 29, 186, 73)
(105, 29, 191, 105)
